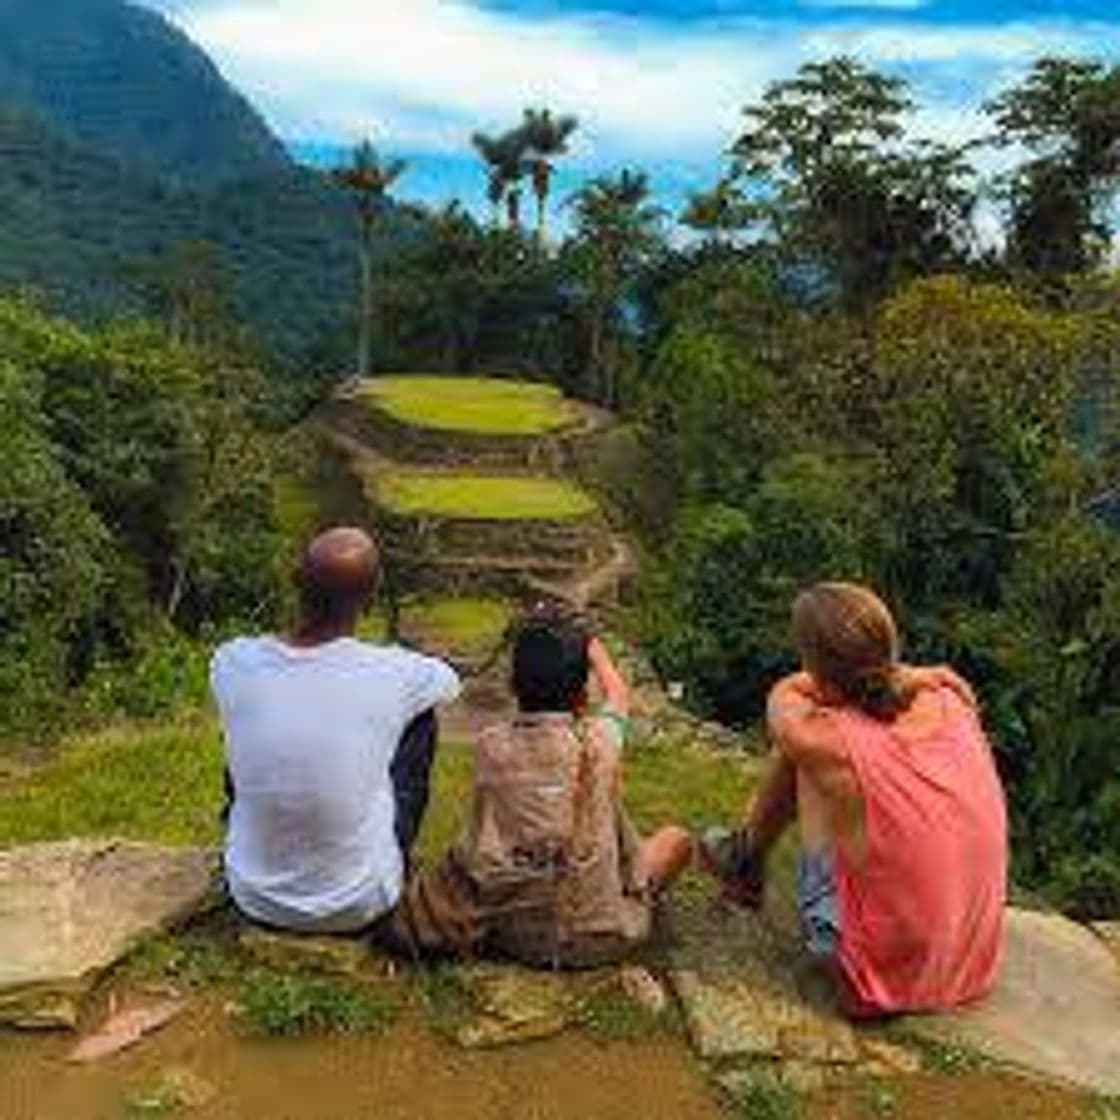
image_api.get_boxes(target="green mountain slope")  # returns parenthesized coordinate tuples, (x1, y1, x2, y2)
(0, 105, 365, 366)
(0, 0, 417, 370)
(0, 0, 289, 183)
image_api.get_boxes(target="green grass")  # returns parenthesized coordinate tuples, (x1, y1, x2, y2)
(726, 1071, 803, 1120)
(412, 962, 476, 1039)
(375, 470, 596, 521)
(861, 1081, 901, 1119)
(124, 928, 245, 989)
(359, 598, 513, 662)
(403, 597, 513, 659)
(0, 716, 223, 848)
(889, 1032, 988, 1076)
(623, 739, 759, 837)
(0, 713, 758, 867)
(574, 982, 678, 1041)
(236, 968, 397, 1037)
(359, 376, 571, 435)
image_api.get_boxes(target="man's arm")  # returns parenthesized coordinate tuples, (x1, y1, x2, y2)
(401, 652, 462, 721)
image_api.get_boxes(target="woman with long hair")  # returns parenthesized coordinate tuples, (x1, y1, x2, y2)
(702, 582, 1007, 1017)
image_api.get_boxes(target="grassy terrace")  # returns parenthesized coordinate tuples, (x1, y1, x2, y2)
(375, 470, 596, 521)
(0, 717, 757, 867)
(357, 377, 572, 436)
(358, 597, 513, 661)
(403, 597, 512, 659)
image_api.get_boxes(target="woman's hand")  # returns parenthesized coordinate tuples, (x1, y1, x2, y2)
(898, 664, 978, 710)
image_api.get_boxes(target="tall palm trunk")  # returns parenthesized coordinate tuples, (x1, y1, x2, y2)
(506, 187, 522, 230)
(533, 162, 551, 246)
(357, 211, 374, 377)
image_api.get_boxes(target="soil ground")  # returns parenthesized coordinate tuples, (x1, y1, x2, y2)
(0, 994, 1099, 1120)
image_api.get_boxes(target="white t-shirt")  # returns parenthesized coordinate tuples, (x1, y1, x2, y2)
(211, 636, 461, 932)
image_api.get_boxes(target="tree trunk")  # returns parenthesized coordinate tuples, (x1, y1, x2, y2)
(535, 177, 549, 247)
(167, 556, 188, 621)
(358, 224, 373, 378)
(589, 301, 605, 405)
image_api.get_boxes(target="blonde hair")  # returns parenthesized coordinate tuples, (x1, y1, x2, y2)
(792, 582, 914, 721)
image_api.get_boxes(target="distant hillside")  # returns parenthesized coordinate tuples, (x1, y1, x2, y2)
(0, 104, 370, 367)
(0, 0, 414, 371)
(0, 0, 289, 184)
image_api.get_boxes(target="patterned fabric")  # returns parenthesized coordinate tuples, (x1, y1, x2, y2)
(389, 712, 651, 967)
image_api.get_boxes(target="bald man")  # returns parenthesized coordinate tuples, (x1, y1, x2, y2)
(210, 527, 461, 933)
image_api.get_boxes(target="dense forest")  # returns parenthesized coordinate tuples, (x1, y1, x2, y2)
(1, 4, 1118, 919)
(0, 0, 401, 371)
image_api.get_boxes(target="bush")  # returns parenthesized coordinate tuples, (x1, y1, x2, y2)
(236, 970, 396, 1037)
(637, 273, 1120, 916)
(0, 297, 286, 743)
(642, 453, 882, 721)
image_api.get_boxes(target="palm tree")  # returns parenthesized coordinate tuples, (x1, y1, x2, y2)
(569, 169, 664, 407)
(332, 139, 408, 377)
(520, 108, 579, 245)
(681, 178, 755, 244)
(471, 128, 530, 230)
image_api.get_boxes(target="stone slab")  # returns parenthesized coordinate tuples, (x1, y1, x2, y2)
(237, 927, 388, 981)
(667, 891, 861, 1068)
(1092, 921, 1120, 967)
(672, 967, 860, 1064)
(0, 840, 218, 1028)
(454, 963, 573, 1049)
(669, 891, 1120, 1097)
(901, 908, 1120, 1096)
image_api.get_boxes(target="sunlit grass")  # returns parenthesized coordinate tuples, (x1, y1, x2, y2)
(0, 716, 224, 848)
(375, 470, 596, 521)
(357, 598, 512, 660)
(0, 714, 758, 864)
(403, 597, 512, 659)
(236, 969, 397, 1037)
(358, 376, 571, 435)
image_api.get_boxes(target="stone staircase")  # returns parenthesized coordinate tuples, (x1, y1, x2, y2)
(318, 376, 626, 609)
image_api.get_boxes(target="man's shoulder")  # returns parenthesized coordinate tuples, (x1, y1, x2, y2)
(211, 635, 268, 674)
(350, 641, 445, 672)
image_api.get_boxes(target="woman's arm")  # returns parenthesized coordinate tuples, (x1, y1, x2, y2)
(588, 638, 630, 718)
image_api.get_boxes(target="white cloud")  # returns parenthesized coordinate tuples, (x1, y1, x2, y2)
(146, 0, 1119, 168)
(800, 0, 931, 11)
(805, 20, 1117, 63)
(157, 0, 768, 158)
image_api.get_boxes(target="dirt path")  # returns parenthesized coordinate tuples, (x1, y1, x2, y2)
(0, 998, 1098, 1120)
(0, 998, 722, 1120)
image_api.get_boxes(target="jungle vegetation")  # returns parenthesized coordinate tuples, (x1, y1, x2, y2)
(2, 29, 1119, 918)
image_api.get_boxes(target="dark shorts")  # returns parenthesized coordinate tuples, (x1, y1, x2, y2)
(798, 849, 840, 960)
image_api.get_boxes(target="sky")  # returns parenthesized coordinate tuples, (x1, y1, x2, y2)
(143, 0, 1120, 227)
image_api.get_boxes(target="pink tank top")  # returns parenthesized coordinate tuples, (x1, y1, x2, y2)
(832, 689, 1007, 1016)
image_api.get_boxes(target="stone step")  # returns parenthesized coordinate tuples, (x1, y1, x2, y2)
(380, 517, 602, 565)
(323, 381, 611, 474)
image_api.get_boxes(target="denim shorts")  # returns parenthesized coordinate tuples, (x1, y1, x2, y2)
(798, 849, 840, 960)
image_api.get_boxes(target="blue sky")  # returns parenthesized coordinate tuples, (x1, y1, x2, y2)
(146, 1, 1120, 229)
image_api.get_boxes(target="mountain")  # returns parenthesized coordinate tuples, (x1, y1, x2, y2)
(0, 0, 289, 184)
(0, 0, 399, 371)
(0, 102, 373, 367)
